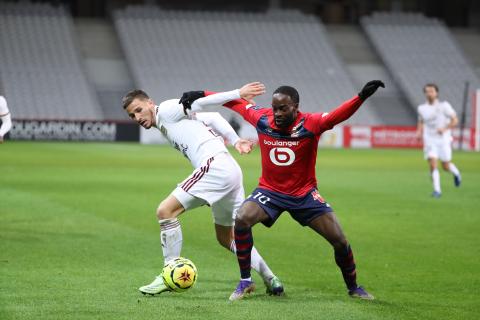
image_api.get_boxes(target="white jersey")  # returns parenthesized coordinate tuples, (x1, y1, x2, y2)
(0, 96, 9, 116)
(417, 100, 456, 143)
(0, 95, 12, 137)
(156, 90, 245, 225)
(155, 94, 240, 169)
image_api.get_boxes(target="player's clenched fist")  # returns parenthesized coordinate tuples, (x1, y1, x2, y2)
(239, 82, 266, 104)
(358, 80, 385, 100)
(179, 90, 205, 112)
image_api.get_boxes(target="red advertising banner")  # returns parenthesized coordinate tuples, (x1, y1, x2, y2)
(343, 126, 477, 150)
(371, 126, 420, 148)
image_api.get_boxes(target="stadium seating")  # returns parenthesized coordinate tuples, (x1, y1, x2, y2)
(113, 6, 381, 125)
(362, 12, 480, 125)
(0, 2, 102, 120)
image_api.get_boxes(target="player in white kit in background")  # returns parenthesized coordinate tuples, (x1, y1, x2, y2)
(0, 95, 12, 143)
(416, 83, 462, 198)
(122, 82, 283, 296)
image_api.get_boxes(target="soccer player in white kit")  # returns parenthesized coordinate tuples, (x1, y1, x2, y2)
(416, 84, 462, 198)
(0, 95, 12, 143)
(122, 82, 283, 295)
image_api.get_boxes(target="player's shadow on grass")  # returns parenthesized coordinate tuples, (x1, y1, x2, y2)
(137, 291, 291, 302)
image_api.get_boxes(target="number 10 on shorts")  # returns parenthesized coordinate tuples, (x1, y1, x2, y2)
(249, 191, 271, 204)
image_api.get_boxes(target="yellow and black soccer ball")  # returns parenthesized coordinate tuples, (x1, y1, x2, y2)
(162, 257, 198, 292)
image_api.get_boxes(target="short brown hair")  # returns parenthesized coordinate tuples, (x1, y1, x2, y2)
(423, 83, 439, 93)
(122, 89, 150, 109)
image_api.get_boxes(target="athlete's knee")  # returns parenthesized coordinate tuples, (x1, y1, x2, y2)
(156, 195, 184, 220)
(235, 210, 253, 228)
(235, 201, 267, 229)
(156, 203, 175, 220)
(441, 162, 450, 171)
(235, 208, 258, 228)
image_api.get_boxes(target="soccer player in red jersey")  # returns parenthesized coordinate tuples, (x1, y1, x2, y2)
(180, 80, 384, 301)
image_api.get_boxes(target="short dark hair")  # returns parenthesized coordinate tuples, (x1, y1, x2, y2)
(122, 89, 150, 109)
(423, 83, 439, 93)
(273, 86, 299, 104)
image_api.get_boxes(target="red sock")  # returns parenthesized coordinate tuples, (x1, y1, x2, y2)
(235, 227, 253, 279)
(334, 245, 357, 290)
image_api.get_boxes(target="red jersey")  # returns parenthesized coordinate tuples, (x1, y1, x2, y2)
(204, 92, 364, 197)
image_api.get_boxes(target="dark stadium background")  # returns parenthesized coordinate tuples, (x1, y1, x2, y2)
(23, 0, 480, 27)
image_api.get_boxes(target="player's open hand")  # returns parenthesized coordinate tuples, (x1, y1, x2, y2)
(239, 82, 265, 104)
(358, 80, 385, 100)
(234, 139, 254, 155)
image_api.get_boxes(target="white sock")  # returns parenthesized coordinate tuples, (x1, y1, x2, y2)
(159, 218, 182, 265)
(230, 240, 274, 281)
(431, 169, 441, 193)
(448, 163, 460, 177)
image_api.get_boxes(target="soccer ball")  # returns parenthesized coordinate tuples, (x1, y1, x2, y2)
(162, 257, 198, 292)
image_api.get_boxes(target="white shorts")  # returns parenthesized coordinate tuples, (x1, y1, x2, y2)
(423, 140, 452, 162)
(171, 152, 244, 226)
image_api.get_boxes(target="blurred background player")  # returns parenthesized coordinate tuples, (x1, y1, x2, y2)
(416, 84, 462, 198)
(122, 84, 282, 296)
(0, 95, 12, 143)
(181, 80, 384, 301)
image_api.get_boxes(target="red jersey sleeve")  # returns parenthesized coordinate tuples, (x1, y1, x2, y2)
(204, 91, 265, 126)
(305, 95, 364, 135)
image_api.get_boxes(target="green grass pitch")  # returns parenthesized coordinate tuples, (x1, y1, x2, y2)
(1, 142, 479, 320)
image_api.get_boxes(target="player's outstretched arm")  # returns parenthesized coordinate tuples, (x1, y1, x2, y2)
(181, 82, 267, 127)
(194, 112, 253, 154)
(314, 80, 385, 133)
(180, 82, 265, 113)
(189, 90, 241, 112)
